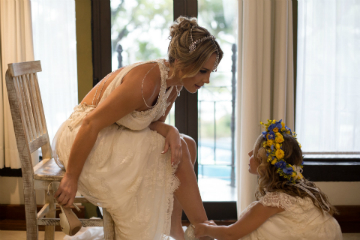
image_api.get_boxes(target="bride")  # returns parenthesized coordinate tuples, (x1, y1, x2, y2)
(53, 16, 223, 240)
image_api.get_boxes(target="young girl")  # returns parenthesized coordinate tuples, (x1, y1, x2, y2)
(187, 119, 342, 240)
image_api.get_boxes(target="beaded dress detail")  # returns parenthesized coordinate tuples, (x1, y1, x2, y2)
(53, 60, 179, 240)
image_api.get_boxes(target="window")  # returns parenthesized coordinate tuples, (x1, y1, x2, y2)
(110, 0, 175, 125)
(197, 0, 238, 202)
(296, 0, 360, 181)
(31, 0, 78, 142)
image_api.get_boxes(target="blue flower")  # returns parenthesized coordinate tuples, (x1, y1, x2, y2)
(275, 160, 286, 169)
(285, 126, 292, 134)
(268, 131, 275, 140)
(262, 131, 267, 139)
(283, 167, 293, 175)
(268, 120, 282, 132)
(271, 145, 274, 151)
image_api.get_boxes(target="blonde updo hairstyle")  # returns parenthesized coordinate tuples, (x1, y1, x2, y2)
(253, 134, 338, 215)
(168, 16, 223, 79)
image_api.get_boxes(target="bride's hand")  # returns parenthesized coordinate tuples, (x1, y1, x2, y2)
(194, 223, 207, 238)
(195, 221, 216, 239)
(162, 126, 182, 166)
(54, 173, 78, 208)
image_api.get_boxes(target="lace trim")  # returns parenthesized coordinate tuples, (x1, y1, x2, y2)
(259, 191, 295, 210)
(161, 162, 180, 240)
(259, 191, 316, 230)
(131, 59, 170, 119)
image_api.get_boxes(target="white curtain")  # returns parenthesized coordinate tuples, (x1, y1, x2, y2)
(236, 0, 295, 212)
(31, 0, 78, 143)
(0, 0, 35, 169)
(296, 0, 360, 154)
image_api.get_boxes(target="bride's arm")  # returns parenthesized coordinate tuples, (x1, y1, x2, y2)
(149, 87, 182, 165)
(149, 121, 182, 166)
(55, 66, 160, 207)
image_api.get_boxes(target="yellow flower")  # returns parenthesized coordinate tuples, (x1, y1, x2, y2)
(275, 133, 284, 143)
(272, 120, 276, 124)
(271, 159, 277, 165)
(275, 149, 285, 159)
(273, 127, 279, 133)
(291, 172, 296, 177)
(275, 143, 281, 149)
(267, 140, 274, 147)
(267, 156, 272, 162)
(286, 130, 291, 134)
(281, 122, 286, 131)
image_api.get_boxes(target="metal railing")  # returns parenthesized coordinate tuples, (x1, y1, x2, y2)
(198, 44, 237, 187)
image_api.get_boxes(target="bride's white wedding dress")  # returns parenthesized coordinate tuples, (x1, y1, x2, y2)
(53, 59, 179, 240)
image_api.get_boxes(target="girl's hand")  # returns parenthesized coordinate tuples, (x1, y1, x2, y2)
(54, 173, 78, 208)
(162, 126, 182, 166)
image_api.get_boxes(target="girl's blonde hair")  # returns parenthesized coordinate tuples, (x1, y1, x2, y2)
(168, 16, 223, 79)
(253, 134, 338, 215)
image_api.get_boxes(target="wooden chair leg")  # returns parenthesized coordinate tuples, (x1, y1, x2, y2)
(23, 178, 39, 240)
(103, 208, 115, 240)
(44, 190, 55, 240)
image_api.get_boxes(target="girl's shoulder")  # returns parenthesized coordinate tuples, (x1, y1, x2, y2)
(259, 191, 313, 211)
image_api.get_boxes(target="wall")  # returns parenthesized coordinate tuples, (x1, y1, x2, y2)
(316, 182, 360, 205)
(75, 0, 93, 103)
(0, 177, 44, 204)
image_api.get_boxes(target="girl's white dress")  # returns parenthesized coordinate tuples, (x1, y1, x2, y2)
(240, 191, 342, 240)
(53, 59, 179, 240)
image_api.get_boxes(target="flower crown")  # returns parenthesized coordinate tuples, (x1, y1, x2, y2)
(260, 119, 303, 184)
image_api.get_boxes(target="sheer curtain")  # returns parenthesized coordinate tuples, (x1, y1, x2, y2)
(31, 0, 78, 143)
(296, 0, 360, 155)
(0, 0, 35, 169)
(236, 0, 295, 212)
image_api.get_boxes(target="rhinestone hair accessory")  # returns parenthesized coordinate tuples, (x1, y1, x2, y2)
(189, 25, 220, 72)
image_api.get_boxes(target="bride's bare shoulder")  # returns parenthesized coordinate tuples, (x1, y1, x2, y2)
(122, 62, 162, 101)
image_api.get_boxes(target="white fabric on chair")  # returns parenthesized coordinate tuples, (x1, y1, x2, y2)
(236, 0, 295, 213)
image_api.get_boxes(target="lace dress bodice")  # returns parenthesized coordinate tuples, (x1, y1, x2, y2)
(68, 59, 172, 131)
(100, 59, 172, 130)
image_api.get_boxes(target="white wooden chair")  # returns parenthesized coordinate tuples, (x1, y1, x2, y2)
(5, 61, 115, 240)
